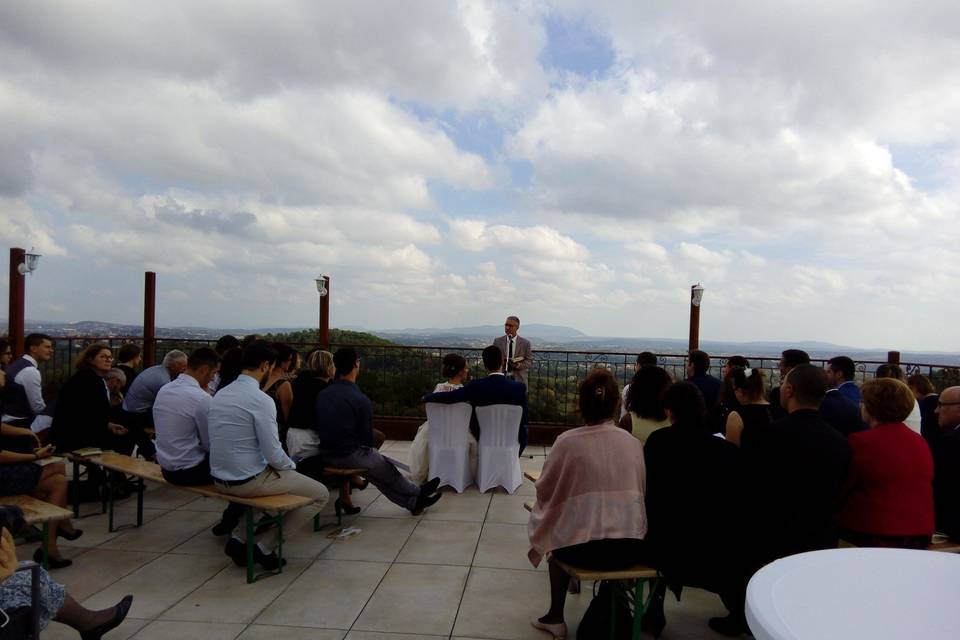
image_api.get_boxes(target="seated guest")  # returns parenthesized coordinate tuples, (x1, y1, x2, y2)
(409, 354, 475, 484)
(0, 338, 11, 394)
(2, 333, 54, 432)
(115, 342, 142, 396)
(837, 378, 934, 548)
(716, 355, 750, 432)
(619, 351, 658, 420)
(933, 386, 960, 540)
(104, 368, 126, 413)
(208, 335, 240, 394)
(616, 365, 672, 443)
(0, 527, 132, 637)
(821, 360, 866, 437)
(826, 356, 861, 403)
(768, 348, 810, 421)
(0, 437, 82, 568)
(724, 367, 773, 447)
(287, 349, 335, 458)
(422, 345, 529, 453)
(317, 348, 441, 515)
(685, 349, 721, 413)
(152, 347, 242, 536)
(261, 343, 295, 449)
(208, 341, 330, 569)
(645, 382, 746, 637)
(215, 347, 243, 393)
(50, 344, 132, 455)
(120, 350, 188, 459)
(728, 364, 851, 636)
(908, 373, 940, 446)
(528, 369, 648, 640)
(875, 364, 922, 433)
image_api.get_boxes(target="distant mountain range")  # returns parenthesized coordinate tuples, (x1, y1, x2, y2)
(3, 319, 958, 365)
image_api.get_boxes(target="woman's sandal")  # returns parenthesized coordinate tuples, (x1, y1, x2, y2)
(531, 618, 567, 640)
(80, 595, 133, 640)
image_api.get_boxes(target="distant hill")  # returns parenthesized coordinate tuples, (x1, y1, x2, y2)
(376, 323, 586, 340)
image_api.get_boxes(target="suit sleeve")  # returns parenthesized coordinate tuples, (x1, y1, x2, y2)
(423, 385, 472, 405)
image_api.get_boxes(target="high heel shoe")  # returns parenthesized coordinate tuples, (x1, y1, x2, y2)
(57, 526, 84, 541)
(34, 548, 72, 569)
(531, 618, 567, 640)
(80, 594, 133, 640)
(335, 497, 361, 518)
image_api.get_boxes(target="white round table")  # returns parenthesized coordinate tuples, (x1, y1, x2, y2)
(746, 548, 960, 640)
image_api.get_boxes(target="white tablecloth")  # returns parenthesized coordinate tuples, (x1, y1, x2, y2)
(746, 548, 960, 640)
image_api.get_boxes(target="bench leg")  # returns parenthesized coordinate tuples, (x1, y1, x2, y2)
(136, 476, 144, 527)
(71, 458, 81, 518)
(40, 522, 50, 570)
(245, 508, 255, 585)
(107, 473, 116, 533)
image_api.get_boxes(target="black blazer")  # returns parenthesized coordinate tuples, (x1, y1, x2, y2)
(819, 389, 866, 436)
(50, 369, 111, 452)
(644, 423, 745, 589)
(423, 374, 528, 444)
(741, 409, 851, 564)
(934, 425, 960, 540)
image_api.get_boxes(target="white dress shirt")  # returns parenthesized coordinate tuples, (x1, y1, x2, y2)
(208, 374, 295, 481)
(152, 373, 211, 471)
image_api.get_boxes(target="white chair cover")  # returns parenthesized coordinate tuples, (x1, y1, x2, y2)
(425, 402, 474, 493)
(475, 404, 523, 494)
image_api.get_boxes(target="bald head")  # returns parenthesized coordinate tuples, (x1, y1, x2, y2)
(937, 386, 960, 430)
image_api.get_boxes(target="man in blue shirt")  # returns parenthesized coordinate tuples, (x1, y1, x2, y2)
(317, 348, 441, 515)
(826, 356, 862, 404)
(120, 349, 188, 460)
(209, 341, 329, 569)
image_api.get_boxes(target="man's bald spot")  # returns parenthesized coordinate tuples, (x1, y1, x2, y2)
(941, 386, 960, 402)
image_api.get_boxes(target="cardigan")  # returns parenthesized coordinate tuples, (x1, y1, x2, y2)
(837, 422, 934, 537)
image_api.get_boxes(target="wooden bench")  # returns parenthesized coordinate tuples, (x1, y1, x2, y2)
(524, 470, 540, 483)
(2, 494, 74, 569)
(84, 452, 316, 583)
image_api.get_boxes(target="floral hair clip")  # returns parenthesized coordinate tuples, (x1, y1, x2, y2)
(743, 368, 754, 379)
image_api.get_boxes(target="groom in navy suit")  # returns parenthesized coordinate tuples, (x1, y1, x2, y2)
(423, 345, 529, 454)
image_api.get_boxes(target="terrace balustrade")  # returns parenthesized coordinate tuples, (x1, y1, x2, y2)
(34, 337, 960, 427)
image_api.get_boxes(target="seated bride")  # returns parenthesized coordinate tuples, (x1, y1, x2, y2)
(409, 354, 477, 483)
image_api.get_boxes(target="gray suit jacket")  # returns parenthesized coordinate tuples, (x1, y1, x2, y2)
(493, 334, 533, 387)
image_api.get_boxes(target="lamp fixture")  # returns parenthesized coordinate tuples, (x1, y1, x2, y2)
(315, 275, 329, 297)
(691, 283, 704, 307)
(18, 249, 41, 275)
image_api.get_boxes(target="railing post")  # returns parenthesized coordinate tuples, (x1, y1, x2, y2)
(143, 272, 156, 367)
(887, 350, 901, 364)
(320, 276, 330, 350)
(8, 248, 25, 358)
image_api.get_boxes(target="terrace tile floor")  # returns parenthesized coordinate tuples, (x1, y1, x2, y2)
(28, 441, 732, 639)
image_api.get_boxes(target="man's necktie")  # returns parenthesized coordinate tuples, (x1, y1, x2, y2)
(508, 337, 515, 365)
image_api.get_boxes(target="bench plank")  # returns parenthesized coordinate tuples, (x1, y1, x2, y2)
(1, 495, 73, 524)
(554, 558, 658, 581)
(524, 471, 540, 483)
(91, 452, 313, 512)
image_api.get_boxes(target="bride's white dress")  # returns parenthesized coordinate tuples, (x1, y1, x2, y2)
(408, 381, 478, 484)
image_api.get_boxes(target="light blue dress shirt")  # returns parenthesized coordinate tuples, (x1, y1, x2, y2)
(152, 373, 211, 471)
(208, 374, 295, 482)
(122, 364, 171, 413)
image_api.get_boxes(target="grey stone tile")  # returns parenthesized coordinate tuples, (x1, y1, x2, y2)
(486, 494, 533, 525)
(98, 508, 222, 553)
(82, 553, 230, 619)
(50, 548, 159, 601)
(474, 523, 541, 572)
(347, 633, 446, 640)
(421, 489, 491, 523)
(255, 559, 390, 629)
(353, 563, 469, 636)
(42, 617, 148, 640)
(241, 626, 345, 640)
(131, 619, 247, 640)
(322, 516, 418, 562)
(396, 520, 482, 566)
(161, 557, 310, 623)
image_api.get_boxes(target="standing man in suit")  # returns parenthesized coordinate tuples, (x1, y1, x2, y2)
(424, 345, 529, 454)
(933, 386, 960, 541)
(825, 356, 862, 404)
(494, 316, 533, 387)
(768, 349, 811, 420)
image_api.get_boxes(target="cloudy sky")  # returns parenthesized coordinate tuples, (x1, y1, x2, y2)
(1, 1, 958, 350)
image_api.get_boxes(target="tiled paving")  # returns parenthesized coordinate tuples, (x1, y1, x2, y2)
(28, 441, 732, 639)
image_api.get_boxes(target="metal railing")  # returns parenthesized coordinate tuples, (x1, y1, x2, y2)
(33, 337, 960, 426)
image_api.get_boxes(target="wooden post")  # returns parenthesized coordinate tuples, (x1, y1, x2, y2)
(688, 284, 702, 352)
(8, 248, 25, 358)
(143, 272, 156, 367)
(320, 276, 330, 350)
(887, 350, 900, 364)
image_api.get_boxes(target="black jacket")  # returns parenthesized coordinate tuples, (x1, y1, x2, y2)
(50, 368, 111, 452)
(819, 389, 866, 436)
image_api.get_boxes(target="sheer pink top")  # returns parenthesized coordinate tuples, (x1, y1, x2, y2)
(527, 420, 648, 567)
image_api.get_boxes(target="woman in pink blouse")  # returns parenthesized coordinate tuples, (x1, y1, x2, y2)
(528, 369, 648, 639)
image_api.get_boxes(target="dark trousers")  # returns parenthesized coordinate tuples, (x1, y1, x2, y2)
(161, 458, 245, 525)
(118, 410, 156, 459)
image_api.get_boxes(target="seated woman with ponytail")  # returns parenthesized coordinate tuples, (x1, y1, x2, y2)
(723, 367, 773, 447)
